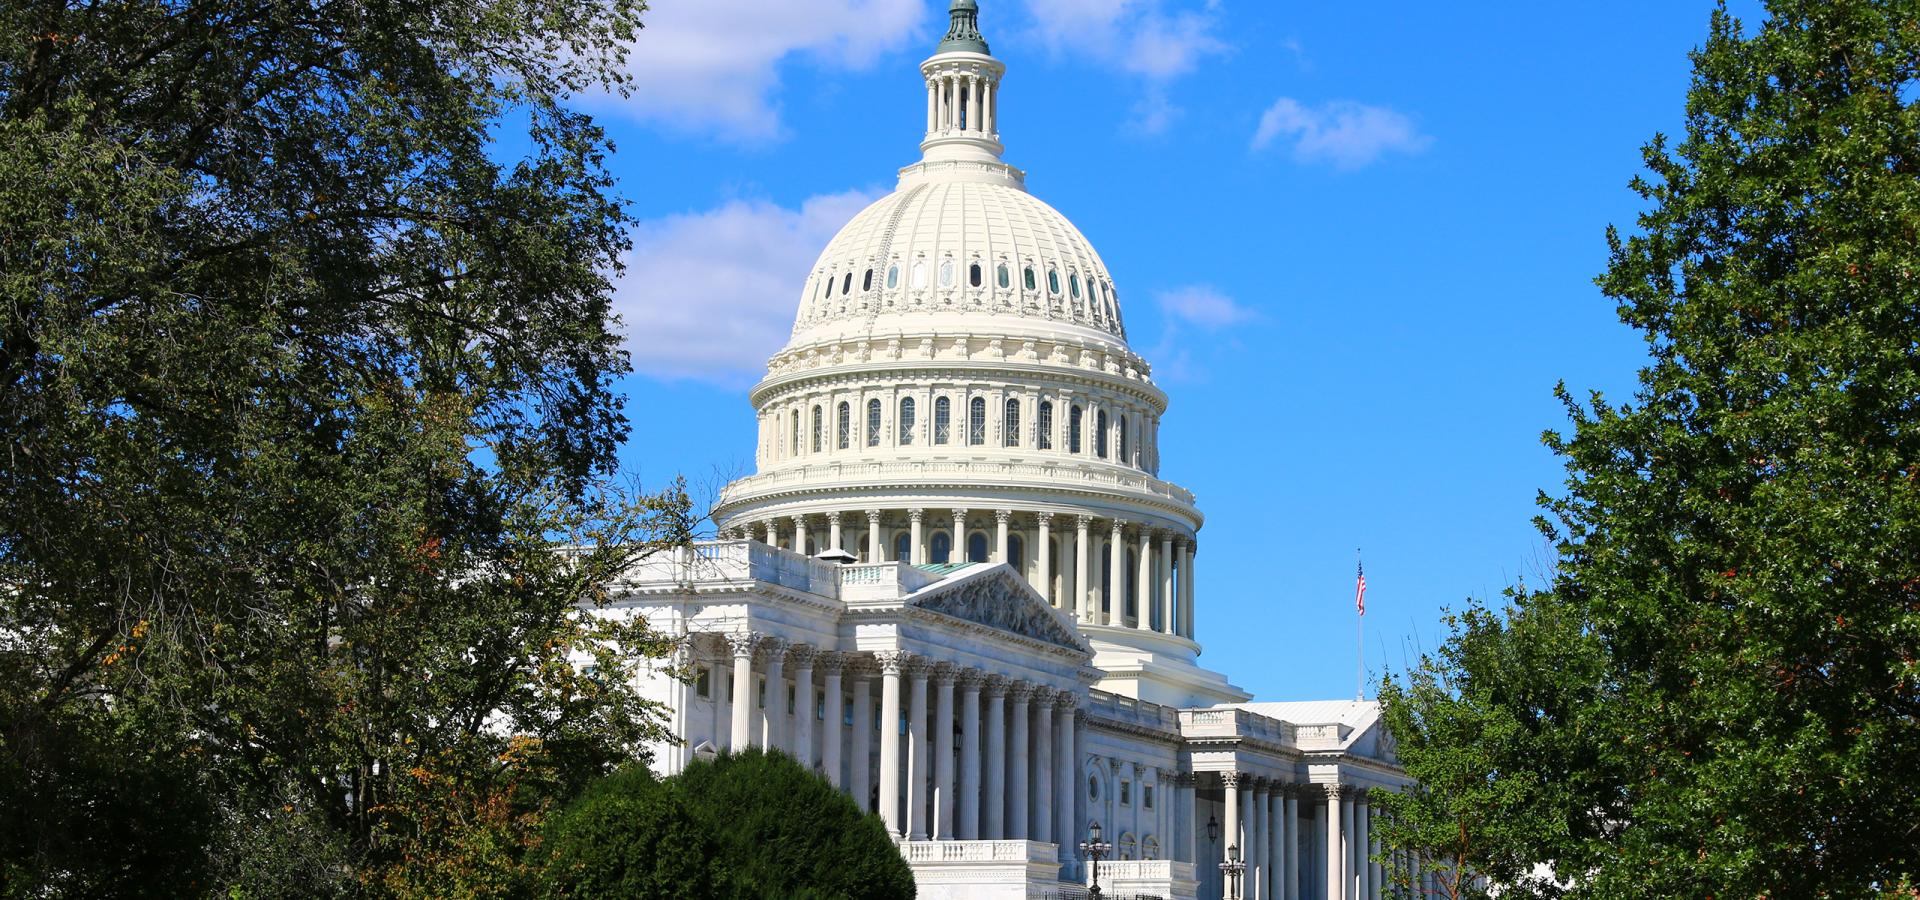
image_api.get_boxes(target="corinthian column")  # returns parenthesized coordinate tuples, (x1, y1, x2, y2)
(826, 512, 843, 553)
(819, 654, 845, 788)
(1136, 527, 1155, 631)
(1108, 520, 1126, 625)
(850, 666, 872, 809)
(906, 659, 931, 841)
(1160, 530, 1176, 634)
(1074, 516, 1093, 623)
(932, 663, 957, 840)
(725, 633, 761, 753)
(1325, 785, 1345, 900)
(909, 509, 926, 565)
(958, 670, 984, 840)
(1006, 682, 1031, 840)
(876, 652, 908, 835)
(758, 638, 788, 753)
(1030, 691, 1054, 844)
(1222, 771, 1243, 870)
(994, 509, 1012, 563)
(788, 645, 816, 766)
(982, 677, 1008, 839)
(1036, 514, 1054, 605)
(866, 509, 883, 562)
(1053, 691, 1079, 865)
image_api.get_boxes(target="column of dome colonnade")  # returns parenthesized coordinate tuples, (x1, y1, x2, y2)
(703, 636, 1089, 855)
(716, 511, 1197, 638)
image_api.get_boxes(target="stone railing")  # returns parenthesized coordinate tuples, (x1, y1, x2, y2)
(1178, 707, 1298, 747)
(718, 457, 1197, 509)
(840, 561, 940, 600)
(615, 540, 840, 599)
(1085, 689, 1182, 737)
(898, 839, 1055, 864)
(1094, 858, 1197, 894)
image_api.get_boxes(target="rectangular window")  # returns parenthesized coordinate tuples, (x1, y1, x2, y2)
(1004, 398, 1021, 447)
(816, 689, 827, 721)
(934, 397, 951, 445)
(695, 666, 711, 699)
(1038, 401, 1053, 450)
(1144, 785, 1155, 809)
(1120, 780, 1132, 806)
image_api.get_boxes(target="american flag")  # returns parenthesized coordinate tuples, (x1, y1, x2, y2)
(1355, 559, 1367, 616)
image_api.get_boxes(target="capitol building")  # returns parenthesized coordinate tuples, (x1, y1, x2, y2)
(613, 3, 1417, 897)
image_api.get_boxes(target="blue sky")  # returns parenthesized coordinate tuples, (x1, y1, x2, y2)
(588, 0, 1762, 702)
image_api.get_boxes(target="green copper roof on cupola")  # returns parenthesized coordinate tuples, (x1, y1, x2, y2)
(936, 0, 989, 54)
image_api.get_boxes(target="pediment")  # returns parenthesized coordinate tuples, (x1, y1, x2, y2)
(905, 565, 1089, 654)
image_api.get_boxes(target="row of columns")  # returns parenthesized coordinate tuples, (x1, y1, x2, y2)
(720, 635, 1081, 861)
(765, 390, 1160, 474)
(928, 69, 996, 136)
(727, 509, 1197, 638)
(1212, 776, 1401, 900)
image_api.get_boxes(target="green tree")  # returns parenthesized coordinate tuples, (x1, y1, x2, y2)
(0, 0, 681, 894)
(1378, 1, 1920, 897)
(539, 751, 916, 900)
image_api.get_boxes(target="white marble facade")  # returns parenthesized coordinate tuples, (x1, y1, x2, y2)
(609, 3, 1419, 897)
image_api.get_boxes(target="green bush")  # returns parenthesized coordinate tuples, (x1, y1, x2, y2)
(538, 750, 913, 900)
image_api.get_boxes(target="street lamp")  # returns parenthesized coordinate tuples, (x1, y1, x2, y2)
(1079, 820, 1113, 899)
(1218, 843, 1246, 900)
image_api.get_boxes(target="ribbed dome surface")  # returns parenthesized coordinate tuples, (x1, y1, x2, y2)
(789, 179, 1127, 347)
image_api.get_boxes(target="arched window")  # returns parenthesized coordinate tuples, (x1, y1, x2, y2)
(862, 269, 873, 291)
(1003, 398, 1020, 447)
(1095, 410, 1109, 458)
(911, 261, 927, 288)
(866, 399, 882, 447)
(894, 532, 910, 563)
(1047, 269, 1060, 295)
(1037, 401, 1053, 450)
(996, 264, 1010, 288)
(1119, 834, 1138, 861)
(824, 273, 834, 297)
(938, 259, 955, 288)
(934, 397, 952, 445)
(1119, 414, 1129, 464)
(1069, 404, 1083, 454)
(968, 396, 986, 445)
(811, 405, 823, 453)
(930, 532, 952, 564)
(1008, 534, 1025, 570)
(842, 272, 852, 295)
(1023, 267, 1036, 291)
(790, 409, 799, 456)
(836, 401, 850, 450)
(1142, 836, 1160, 861)
(967, 532, 988, 563)
(886, 265, 899, 289)
(899, 397, 917, 445)
(1070, 272, 1081, 298)
(969, 263, 982, 287)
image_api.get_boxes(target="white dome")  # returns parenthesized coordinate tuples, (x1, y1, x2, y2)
(788, 176, 1129, 350)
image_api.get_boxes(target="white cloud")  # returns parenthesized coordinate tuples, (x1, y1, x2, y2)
(614, 190, 881, 381)
(1146, 284, 1257, 382)
(1155, 285, 1257, 329)
(1251, 98, 1432, 169)
(1019, 0, 1229, 134)
(610, 0, 926, 141)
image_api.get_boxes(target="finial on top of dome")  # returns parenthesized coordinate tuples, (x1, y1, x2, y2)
(936, 0, 989, 54)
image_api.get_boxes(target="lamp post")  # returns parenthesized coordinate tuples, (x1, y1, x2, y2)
(1218, 842, 1246, 900)
(1079, 819, 1113, 899)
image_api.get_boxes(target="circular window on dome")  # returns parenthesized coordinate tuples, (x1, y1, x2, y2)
(996, 264, 1010, 289)
(886, 265, 899, 289)
(938, 259, 955, 288)
(1070, 273, 1081, 298)
(969, 263, 982, 288)
(1023, 267, 1036, 291)
(1047, 269, 1060, 295)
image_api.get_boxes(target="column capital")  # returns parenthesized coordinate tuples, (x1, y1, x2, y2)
(1323, 783, 1348, 800)
(908, 508, 926, 523)
(816, 651, 847, 675)
(957, 668, 987, 691)
(1031, 689, 1058, 710)
(994, 508, 1014, 524)
(983, 673, 1009, 697)
(791, 512, 808, 524)
(785, 643, 817, 669)
(1171, 772, 1196, 788)
(1052, 688, 1080, 709)
(932, 660, 960, 685)
(725, 632, 763, 659)
(1220, 770, 1244, 789)
(873, 650, 914, 674)
(1075, 514, 1095, 530)
(1007, 679, 1038, 702)
(1035, 511, 1054, 527)
(824, 511, 841, 525)
(866, 508, 883, 524)
(1109, 518, 1127, 533)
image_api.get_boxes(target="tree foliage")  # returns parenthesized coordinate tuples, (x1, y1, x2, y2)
(0, 0, 682, 893)
(539, 750, 915, 900)
(1379, 1, 1920, 897)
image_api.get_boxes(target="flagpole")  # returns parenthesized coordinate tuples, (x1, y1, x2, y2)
(1356, 548, 1365, 702)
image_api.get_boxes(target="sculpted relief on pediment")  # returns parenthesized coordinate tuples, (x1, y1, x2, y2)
(910, 572, 1085, 652)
